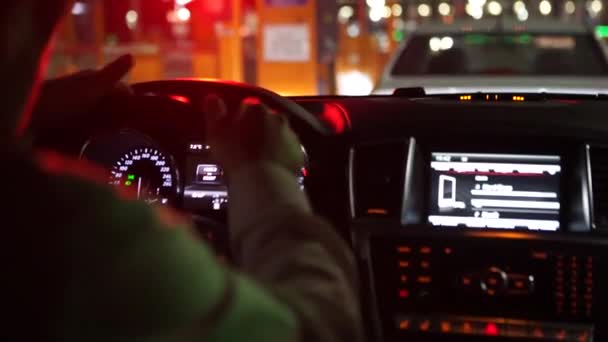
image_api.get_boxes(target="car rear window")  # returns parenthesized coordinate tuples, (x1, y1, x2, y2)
(391, 33, 608, 76)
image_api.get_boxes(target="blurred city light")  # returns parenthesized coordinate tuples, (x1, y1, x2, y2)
(466, 3, 484, 19)
(336, 71, 373, 95)
(369, 6, 384, 21)
(469, 0, 487, 8)
(513, 1, 529, 20)
(429, 37, 442, 51)
(418, 4, 432, 17)
(429, 36, 454, 51)
(539, 0, 552, 15)
(588, 0, 603, 15)
(176, 7, 191, 22)
(346, 23, 361, 37)
(126, 10, 138, 30)
(596, 25, 608, 38)
(338, 5, 355, 23)
(71, 2, 87, 15)
(367, 0, 386, 7)
(513, 1, 526, 13)
(438, 2, 452, 16)
(487, 1, 503, 16)
(383, 5, 392, 18)
(517, 8, 529, 20)
(392, 4, 404, 16)
(440, 36, 454, 49)
(565, 0, 576, 13)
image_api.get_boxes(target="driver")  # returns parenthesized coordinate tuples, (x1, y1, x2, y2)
(2, 1, 362, 341)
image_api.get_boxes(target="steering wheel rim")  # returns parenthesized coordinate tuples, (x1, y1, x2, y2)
(132, 79, 331, 135)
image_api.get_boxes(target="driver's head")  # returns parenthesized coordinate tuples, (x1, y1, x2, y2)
(0, 0, 72, 140)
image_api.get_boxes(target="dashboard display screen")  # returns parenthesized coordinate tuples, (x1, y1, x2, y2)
(428, 153, 561, 231)
(183, 143, 228, 211)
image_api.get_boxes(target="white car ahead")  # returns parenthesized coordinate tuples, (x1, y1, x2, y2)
(375, 20, 608, 95)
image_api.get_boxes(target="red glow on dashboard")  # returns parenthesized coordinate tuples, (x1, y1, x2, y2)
(169, 95, 190, 104)
(242, 97, 262, 106)
(321, 103, 351, 133)
(485, 323, 499, 336)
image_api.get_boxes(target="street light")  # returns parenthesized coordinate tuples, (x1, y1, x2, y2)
(438, 2, 452, 16)
(367, 0, 386, 7)
(539, 0, 552, 15)
(588, 0, 603, 15)
(487, 1, 503, 15)
(565, 0, 576, 13)
(466, 3, 484, 19)
(126, 10, 139, 30)
(392, 4, 404, 16)
(517, 8, 529, 20)
(369, 6, 384, 21)
(513, 1, 526, 13)
(418, 4, 432, 17)
(71, 2, 87, 15)
(338, 5, 355, 23)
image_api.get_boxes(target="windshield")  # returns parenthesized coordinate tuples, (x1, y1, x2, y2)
(391, 33, 608, 76)
(48, 1, 608, 96)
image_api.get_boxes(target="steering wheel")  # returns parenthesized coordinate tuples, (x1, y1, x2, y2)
(35, 79, 325, 260)
(35, 79, 328, 154)
(132, 79, 330, 135)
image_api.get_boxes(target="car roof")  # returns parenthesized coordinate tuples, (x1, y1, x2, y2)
(410, 18, 592, 35)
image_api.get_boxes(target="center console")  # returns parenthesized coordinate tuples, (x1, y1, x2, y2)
(350, 138, 605, 342)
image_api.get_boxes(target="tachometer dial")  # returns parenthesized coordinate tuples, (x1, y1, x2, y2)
(109, 147, 178, 204)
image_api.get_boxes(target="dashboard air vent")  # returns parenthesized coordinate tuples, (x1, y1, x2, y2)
(590, 145, 608, 228)
(350, 142, 408, 219)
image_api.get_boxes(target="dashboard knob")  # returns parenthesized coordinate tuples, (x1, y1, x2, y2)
(480, 267, 509, 296)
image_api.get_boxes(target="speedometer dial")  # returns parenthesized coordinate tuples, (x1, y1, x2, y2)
(109, 147, 178, 205)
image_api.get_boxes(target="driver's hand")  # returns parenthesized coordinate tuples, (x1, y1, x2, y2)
(204, 95, 304, 177)
(30, 55, 134, 131)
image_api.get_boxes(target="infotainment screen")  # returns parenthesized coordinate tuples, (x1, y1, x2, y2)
(428, 153, 561, 231)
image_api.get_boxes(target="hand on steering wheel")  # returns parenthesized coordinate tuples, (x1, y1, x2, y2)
(204, 95, 304, 179)
(28, 55, 134, 134)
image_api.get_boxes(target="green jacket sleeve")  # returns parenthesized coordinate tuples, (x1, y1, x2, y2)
(54, 175, 297, 342)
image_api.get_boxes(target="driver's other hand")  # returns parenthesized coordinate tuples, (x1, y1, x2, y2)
(30, 54, 134, 129)
(204, 95, 304, 176)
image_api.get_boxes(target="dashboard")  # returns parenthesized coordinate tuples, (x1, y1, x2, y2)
(70, 89, 608, 342)
(82, 134, 307, 213)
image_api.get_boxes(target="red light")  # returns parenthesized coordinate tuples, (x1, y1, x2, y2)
(301, 167, 308, 177)
(485, 323, 499, 336)
(398, 289, 410, 298)
(321, 103, 351, 133)
(242, 96, 262, 106)
(169, 95, 190, 104)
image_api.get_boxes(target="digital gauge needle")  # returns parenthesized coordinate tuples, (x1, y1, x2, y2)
(137, 176, 142, 200)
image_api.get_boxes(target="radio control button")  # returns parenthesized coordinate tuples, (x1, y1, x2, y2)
(507, 274, 535, 294)
(481, 267, 508, 295)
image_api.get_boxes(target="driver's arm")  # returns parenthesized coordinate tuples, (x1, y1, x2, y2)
(56, 101, 362, 342)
